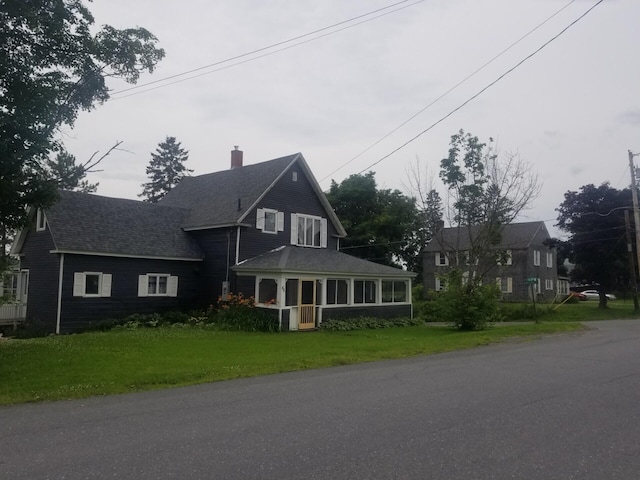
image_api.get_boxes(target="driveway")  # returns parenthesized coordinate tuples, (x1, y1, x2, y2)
(1, 320, 639, 479)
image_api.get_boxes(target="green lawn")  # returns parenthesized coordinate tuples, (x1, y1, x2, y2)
(0, 322, 584, 406)
(541, 298, 640, 322)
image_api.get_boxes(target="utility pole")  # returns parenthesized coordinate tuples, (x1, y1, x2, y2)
(628, 150, 640, 276)
(624, 210, 639, 312)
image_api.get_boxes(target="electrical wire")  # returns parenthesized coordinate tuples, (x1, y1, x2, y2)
(319, 0, 577, 183)
(353, 0, 603, 176)
(109, 0, 424, 100)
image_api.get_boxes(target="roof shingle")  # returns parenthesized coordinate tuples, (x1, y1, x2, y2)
(233, 246, 414, 277)
(46, 191, 203, 259)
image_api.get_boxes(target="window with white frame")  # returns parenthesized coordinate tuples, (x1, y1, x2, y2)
(545, 279, 553, 290)
(496, 277, 513, 294)
(256, 208, 284, 234)
(36, 208, 47, 231)
(354, 280, 376, 304)
(533, 250, 541, 266)
(546, 252, 553, 268)
(382, 280, 408, 303)
(535, 278, 541, 294)
(73, 272, 112, 298)
(327, 279, 349, 305)
(138, 274, 178, 297)
(435, 276, 446, 291)
(557, 279, 569, 295)
(258, 278, 278, 304)
(435, 252, 449, 266)
(291, 213, 327, 248)
(497, 250, 512, 266)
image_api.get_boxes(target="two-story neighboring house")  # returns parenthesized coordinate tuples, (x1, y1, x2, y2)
(11, 149, 414, 334)
(423, 221, 558, 302)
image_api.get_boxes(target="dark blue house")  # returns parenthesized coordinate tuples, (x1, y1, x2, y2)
(12, 149, 415, 333)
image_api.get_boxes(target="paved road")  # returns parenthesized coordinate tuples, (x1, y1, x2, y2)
(1, 320, 640, 479)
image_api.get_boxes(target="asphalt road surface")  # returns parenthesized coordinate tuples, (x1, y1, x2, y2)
(2, 320, 639, 479)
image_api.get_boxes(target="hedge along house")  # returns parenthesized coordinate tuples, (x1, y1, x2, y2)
(12, 149, 415, 333)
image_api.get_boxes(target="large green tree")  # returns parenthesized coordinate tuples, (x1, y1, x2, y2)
(431, 130, 540, 330)
(556, 183, 632, 307)
(140, 136, 192, 203)
(326, 172, 418, 268)
(438, 129, 540, 278)
(0, 0, 164, 266)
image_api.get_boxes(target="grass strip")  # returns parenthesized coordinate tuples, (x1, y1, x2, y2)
(0, 322, 583, 405)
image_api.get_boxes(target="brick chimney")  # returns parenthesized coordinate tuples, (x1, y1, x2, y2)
(230, 146, 243, 169)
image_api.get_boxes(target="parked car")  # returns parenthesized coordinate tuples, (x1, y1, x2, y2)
(581, 289, 616, 300)
(569, 291, 587, 301)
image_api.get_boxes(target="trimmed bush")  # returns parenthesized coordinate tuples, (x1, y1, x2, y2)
(427, 270, 503, 330)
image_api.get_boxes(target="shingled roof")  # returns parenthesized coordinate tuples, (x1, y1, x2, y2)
(159, 153, 346, 236)
(233, 246, 415, 277)
(424, 221, 549, 252)
(43, 191, 204, 260)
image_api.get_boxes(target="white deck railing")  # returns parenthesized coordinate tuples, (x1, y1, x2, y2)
(0, 303, 26, 328)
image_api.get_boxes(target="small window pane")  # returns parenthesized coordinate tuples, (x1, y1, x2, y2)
(336, 280, 348, 304)
(365, 280, 376, 303)
(326, 279, 348, 305)
(298, 217, 305, 245)
(258, 279, 278, 304)
(264, 211, 276, 232)
(285, 279, 298, 306)
(301, 281, 314, 304)
(158, 276, 168, 294)
(382, 281, 393, 303)
(313, 219, 321, 246)
(305, 219, 313, 246)
(85, 274, 100, 295)
(394, 281, 407, 302)
(354, 280, 364, 303)
(148, 276, 157, 294)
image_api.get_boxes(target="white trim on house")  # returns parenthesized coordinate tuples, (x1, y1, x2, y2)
(533, 250, 541, 266)
(73, 272, 112, 298)
(137, 274, 178, 297)
(290, 213, 327, 248)
(496, 276, 513, 294)
(50, 249, 202, 262)
(256, 208, 284, 234)
(435, 252, 449, 266)
(182, 222, 252, 231)
(36, 208, 47, 232)
(56, 254, 64, 334)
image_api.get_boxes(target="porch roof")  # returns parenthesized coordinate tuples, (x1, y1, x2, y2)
(233, 246, 415, 278)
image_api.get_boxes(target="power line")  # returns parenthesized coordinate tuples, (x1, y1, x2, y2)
(109, 0, 424, 100)
(319, 0, 576, 183)
(353, 0, 603, 176)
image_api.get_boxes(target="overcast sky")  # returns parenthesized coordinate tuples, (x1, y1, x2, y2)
(64, 0, 639, 238)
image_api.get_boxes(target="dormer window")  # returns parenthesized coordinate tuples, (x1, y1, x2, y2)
(256, 208, 284, 234)
(36, 208, 46, 231)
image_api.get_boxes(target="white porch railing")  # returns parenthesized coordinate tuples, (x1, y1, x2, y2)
(0, 303, 26, 328)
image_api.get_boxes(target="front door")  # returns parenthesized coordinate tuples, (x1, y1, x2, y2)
(298, 279, 316, 330)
